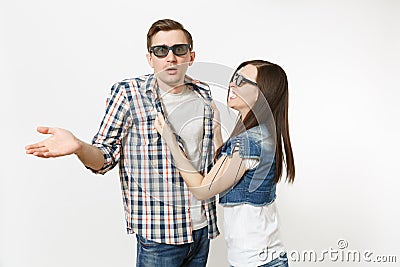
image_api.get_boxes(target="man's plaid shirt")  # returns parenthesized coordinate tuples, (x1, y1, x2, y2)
(90, 74, 219, 244)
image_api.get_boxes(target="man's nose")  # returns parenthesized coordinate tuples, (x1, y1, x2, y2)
(165, 50, 177, 62)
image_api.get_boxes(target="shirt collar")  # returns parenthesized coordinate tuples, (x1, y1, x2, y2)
(144, 74, 210, 95)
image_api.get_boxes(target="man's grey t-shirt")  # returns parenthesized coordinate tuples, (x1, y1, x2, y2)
(160, 86, 208, 230)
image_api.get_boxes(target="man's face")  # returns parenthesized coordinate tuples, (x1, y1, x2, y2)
(146, 30, 195, 90)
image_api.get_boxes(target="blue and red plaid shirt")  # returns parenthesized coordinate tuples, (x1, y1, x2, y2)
(90, 74, 219, 244)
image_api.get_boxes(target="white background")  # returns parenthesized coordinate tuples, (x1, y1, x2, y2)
(1, 0, 400, 266)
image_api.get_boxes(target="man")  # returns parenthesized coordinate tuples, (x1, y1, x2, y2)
(25, 19, 219, 266)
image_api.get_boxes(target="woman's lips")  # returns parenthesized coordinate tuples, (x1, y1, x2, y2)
(229, 91, 237, 100)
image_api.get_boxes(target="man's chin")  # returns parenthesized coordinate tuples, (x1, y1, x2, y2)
(159, 75, 185, 87)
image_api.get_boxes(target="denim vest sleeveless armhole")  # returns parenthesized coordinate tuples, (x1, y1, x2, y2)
(219, 126, 277, 207)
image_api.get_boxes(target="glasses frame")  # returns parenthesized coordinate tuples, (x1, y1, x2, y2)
(149, 44, 191, 58)
(231, 72, 258, 87)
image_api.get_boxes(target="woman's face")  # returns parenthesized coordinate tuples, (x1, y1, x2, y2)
(228, 64, 259, 117)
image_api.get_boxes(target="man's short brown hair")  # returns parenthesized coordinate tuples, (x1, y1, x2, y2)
(147, 19, 193, 52)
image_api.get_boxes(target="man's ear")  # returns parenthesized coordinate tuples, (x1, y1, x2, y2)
(146, 53, 154, 68)
(188, 51, 195, 66)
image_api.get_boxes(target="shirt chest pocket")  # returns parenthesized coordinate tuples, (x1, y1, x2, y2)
(131, 108, 160, 145)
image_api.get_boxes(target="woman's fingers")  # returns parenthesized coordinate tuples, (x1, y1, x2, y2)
(157, 113, 165, 125)
(154, 113, 165, 133)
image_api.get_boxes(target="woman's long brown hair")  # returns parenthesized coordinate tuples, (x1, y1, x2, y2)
(216, 60, 295, 183)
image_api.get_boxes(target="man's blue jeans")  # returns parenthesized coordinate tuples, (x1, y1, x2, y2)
(136, 227, 210, 267)
(258, 252, 289, 267)
(229, 252, 289, 267)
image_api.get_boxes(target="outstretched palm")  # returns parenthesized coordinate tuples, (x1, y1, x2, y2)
(25, 127, 81, 158)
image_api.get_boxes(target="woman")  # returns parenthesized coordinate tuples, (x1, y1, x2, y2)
(155, 60, 295, 267)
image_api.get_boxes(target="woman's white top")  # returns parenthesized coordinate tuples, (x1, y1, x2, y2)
(222, 159, 285, 267)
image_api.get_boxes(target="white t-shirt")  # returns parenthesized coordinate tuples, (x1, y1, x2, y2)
(223, 158, 285, 266)
(160, 86, 208, 230)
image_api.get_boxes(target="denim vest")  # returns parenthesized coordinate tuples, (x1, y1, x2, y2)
(219, 125, 277, 207)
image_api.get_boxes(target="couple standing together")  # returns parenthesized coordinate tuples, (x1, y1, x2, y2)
(25, 19, 295, 267)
